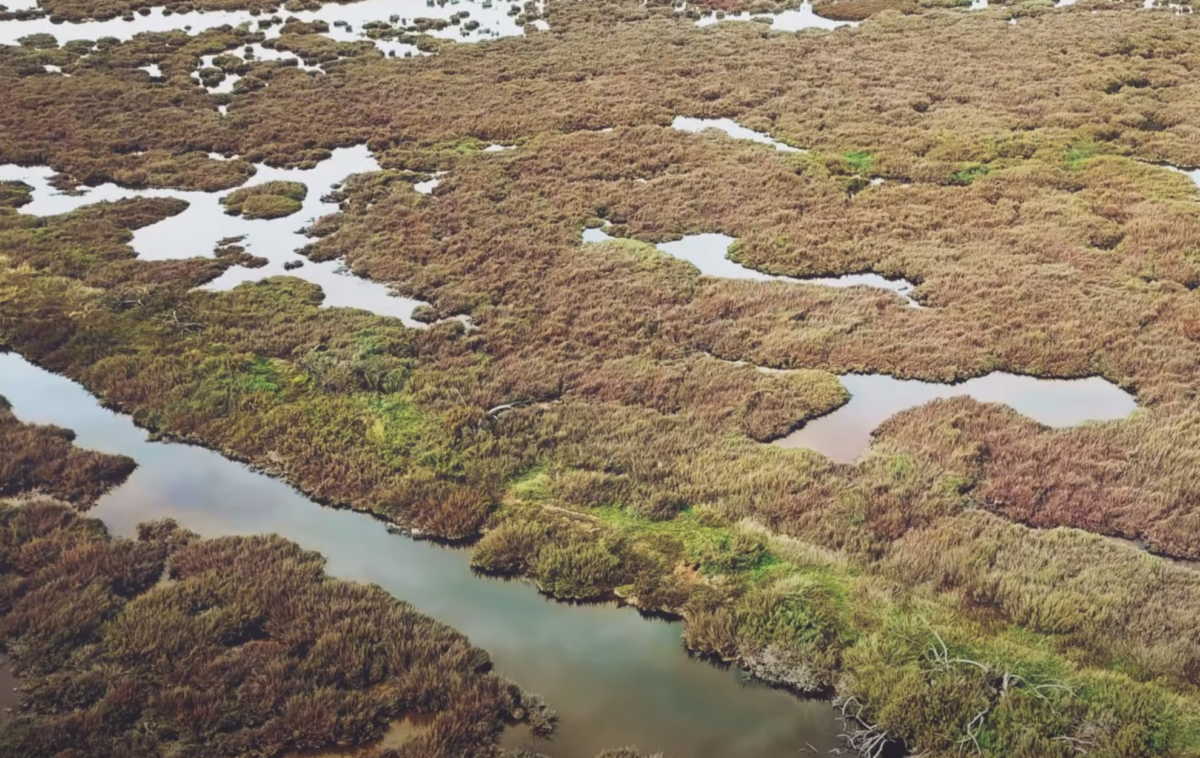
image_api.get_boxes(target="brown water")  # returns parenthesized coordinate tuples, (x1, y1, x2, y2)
(284, 715, 434, 758)
(775, 372, 1138, 463)
(0, 352, 842, 757)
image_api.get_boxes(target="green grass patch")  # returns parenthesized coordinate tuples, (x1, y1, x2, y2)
(1065, 139, 1101, 170)
(360, 393, 433, 460)
(594, 505, 781, 580)
(844, 150, 875, 174)
(949, 162, 990, 185)
(234, 356, 283, 394)
(509, 464, 551, 502)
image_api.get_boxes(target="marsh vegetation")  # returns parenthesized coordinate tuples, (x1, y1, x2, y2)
(0, 391, 541, 758)
(3, 0, 1200, 755)
(0, 354, 844, 757)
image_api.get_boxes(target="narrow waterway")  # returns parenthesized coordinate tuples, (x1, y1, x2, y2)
(0, 352, 843, 757)
(584, 226, 921, 306)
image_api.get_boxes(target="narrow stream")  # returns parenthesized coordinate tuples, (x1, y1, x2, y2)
(774, 371, 1138, 463)
(584, 227, 921, 306)
(0, 352, 843, 757)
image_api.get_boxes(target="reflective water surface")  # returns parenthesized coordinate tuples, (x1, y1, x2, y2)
(774, 371, 1138, 463)
(0, 0, 540, 49)
(585, 227, 922, 306)
(0, 146, 436, 326)
(192, 45, 324, 93)
(0, 353, 843, 757)
(672, 116, 803, 152)
(693, 1, 853, 31)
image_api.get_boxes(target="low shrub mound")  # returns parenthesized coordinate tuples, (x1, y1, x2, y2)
(0, 500, 536, 758)
(0, 396, 135, 505)
(0, 181, 31, 209)
(221, 180, 307, 219)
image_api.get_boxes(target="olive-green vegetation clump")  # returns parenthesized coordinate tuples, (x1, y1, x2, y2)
(4, 1, 1200, 755)
(222, 180, 307, 219)
(0, 180, 31, 209)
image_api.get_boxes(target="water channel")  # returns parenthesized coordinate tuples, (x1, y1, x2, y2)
(0, 352, 844, 757)
(583, 227, 922, 306)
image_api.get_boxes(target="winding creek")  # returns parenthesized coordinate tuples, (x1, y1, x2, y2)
(579, 228, 1138, 462)
(0, 352, 843, 757)
(584, 226, 922, 306)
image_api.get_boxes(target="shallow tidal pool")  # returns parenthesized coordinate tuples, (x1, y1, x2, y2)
(775, 371, 1138, 463)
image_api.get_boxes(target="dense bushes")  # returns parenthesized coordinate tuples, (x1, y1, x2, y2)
(0, 181, 30, 209)
(0, 500, 532, 758)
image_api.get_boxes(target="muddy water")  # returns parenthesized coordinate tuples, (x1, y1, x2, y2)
(0, 352, 843, 757)
(0, 147, 438, 326)
(775, 372, 1138, 463)
(585, 227, 922, 306)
